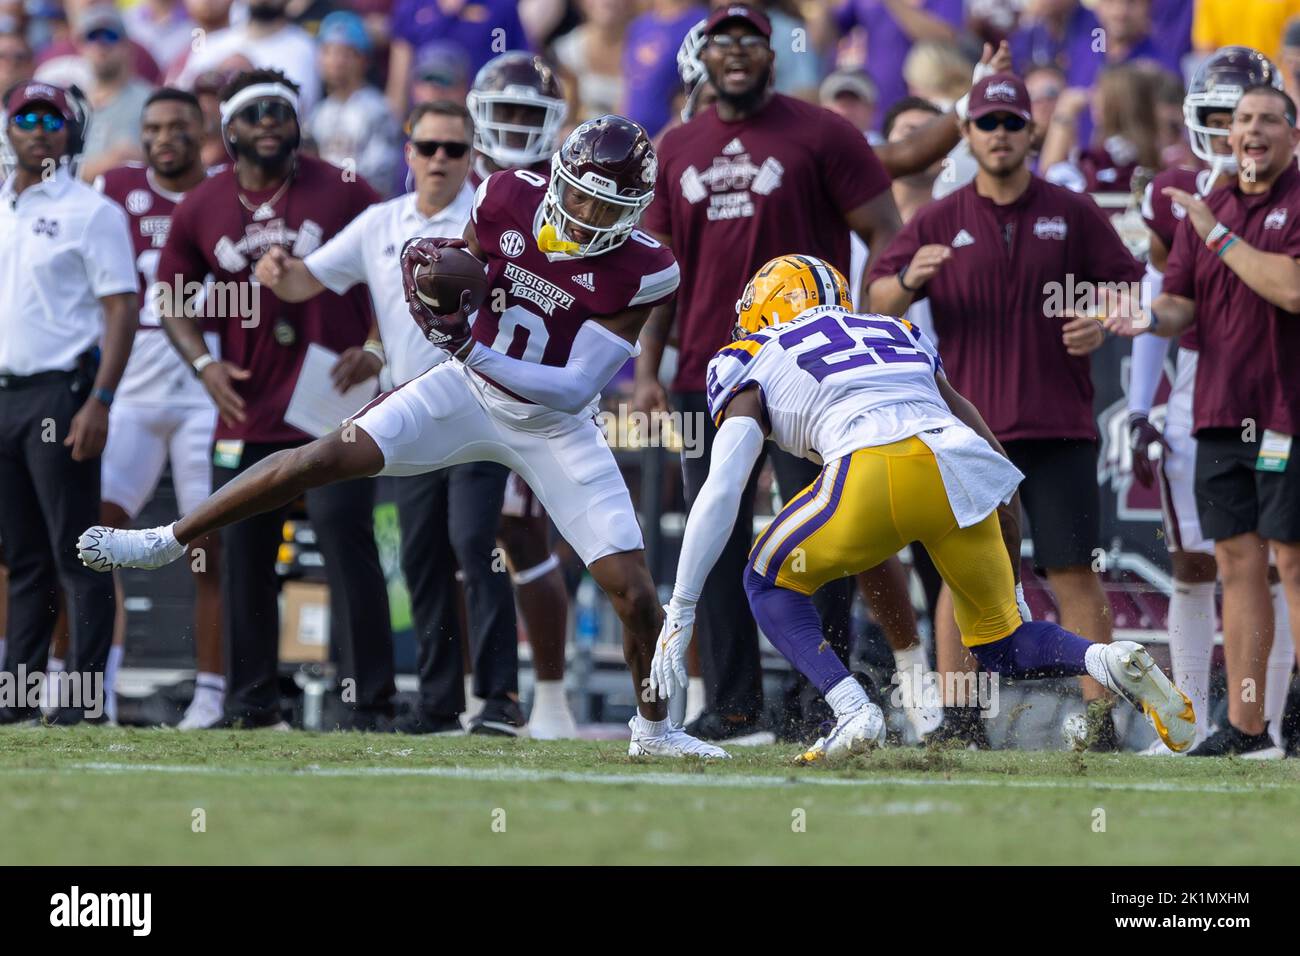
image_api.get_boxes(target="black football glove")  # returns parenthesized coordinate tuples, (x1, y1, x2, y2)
(1127, 412, 1169, 488)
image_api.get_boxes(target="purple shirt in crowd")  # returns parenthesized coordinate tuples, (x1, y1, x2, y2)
(391, 0, 528, 79)
(620, 4, 707, 139)
(835, 0, 965, 127)
(1007, 3, 1099, 74)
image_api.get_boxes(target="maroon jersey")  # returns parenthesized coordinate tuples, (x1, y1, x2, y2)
(1076, 145, 1139, 193)
(644, 94, 892, 392)
(867, 175, 1143, 443)
(158, 156, 380, 443)
(1142, 164, 1217, 352)
(96, 163, 182, 329)
(1163, 161, 1300, 437)
(469, 169, 678, 374)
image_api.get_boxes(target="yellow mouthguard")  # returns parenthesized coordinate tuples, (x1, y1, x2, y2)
(537, 222, 580, 254)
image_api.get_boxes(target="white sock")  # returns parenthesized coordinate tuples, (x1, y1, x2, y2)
(193, 671, 226, 707)
(463, 674, 484, 721)
(892, 642, 941, 738)
(104, 645, 123, 722)
(825, 675, 869, 719)
(1084, 644, 1114, 690)
(1168, 581, 1216, 743)
(530, 679, 568, 715)
(1266, 582, 1294, 748)
(685, 676, 706, 725)
(631, 713, 670, 737)
(41, 657, 66, 711)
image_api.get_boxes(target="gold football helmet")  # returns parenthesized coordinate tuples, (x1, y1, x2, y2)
(735, 254, 851, 339)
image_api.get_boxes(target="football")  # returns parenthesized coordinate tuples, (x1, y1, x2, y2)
(413, 247, 488, 315)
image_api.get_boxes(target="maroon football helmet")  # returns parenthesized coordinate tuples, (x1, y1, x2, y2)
(466, 51, 566, 169)
(542, 114, 657, 258)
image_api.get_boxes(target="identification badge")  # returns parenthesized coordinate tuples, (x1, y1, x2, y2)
(273, 318, 296, 347)
(213, 439, 244, 470)
(1256, 430, 1293, 473)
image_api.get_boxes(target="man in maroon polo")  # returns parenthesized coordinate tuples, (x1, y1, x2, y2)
(1110, 84, 1300, 758)
(868, 73, 1144, 749)
(156, 69, 395, 730)
(633, 4, 902, 743)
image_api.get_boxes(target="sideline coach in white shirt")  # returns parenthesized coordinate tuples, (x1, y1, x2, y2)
(256, 100, 521, 734)
(0, 82, 137, 724)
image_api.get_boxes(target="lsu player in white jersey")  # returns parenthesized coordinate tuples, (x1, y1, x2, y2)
(649, 255, 1197, 761)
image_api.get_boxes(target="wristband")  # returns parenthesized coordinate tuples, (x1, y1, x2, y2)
(91, 386, 114, 407)
(1215, 234, 1239, 258)
(191, 353, 216, 377)
(363, 339, 385, 364)
(898, 265, 920, 293)
(1205, 222, 1230, 248)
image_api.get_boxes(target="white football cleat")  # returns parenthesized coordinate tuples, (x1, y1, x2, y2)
(527, 703, 579, 740)
(1097, 641, 1196, 753)
(78, 525, 186, 571)
(797, 703, 885, 765)
(627, 718, 730, 759)
(1137, 737, 1182, 757)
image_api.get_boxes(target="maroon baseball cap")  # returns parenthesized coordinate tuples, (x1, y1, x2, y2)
(704, 4, 772, 40)
(967, 73, 1032, 122)
(5, 81, 74, 122)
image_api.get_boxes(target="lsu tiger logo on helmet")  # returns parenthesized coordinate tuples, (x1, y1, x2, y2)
(734, 254, 850, 339)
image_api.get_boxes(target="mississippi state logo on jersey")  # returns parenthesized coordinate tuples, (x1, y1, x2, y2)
(469, 168, 678, 369)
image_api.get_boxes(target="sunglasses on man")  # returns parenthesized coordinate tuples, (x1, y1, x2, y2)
(85, 27, 122, 44)
(973, 113, 1028, 132)
(707, 34, 769, 52)
(410, 139, 469, 159)
(10, 111, 66, 132)
(236, 100, 296, 126)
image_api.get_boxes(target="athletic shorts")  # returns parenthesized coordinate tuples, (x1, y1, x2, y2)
(1002, 438, 1100, 571)
(101, 400, 217, 518)
(1195, 426, 1300, 543)
(353, 361, 642, 566)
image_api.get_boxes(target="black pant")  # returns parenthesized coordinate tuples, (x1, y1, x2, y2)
(393, 462, 515, 716)
(213, 442, 395, 721)
(0, 376, 115, 711)
(675, 391, 853, 720)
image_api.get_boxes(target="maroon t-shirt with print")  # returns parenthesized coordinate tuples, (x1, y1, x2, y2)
(644, 94, 892, 392)
(868, 175, 1143, 442)
(158, 155, 379, 443)
(1162, 162, 1300, 436)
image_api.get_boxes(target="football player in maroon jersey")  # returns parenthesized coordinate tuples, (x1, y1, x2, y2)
(464, 51, 577, 738)
(80, 116, 730, 758)
(93, 88, 225, 727)
(1127, 47, 1294, 754)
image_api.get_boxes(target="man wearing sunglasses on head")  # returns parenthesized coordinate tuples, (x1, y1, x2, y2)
(868, 73, 1145, 750)
(0, 81, 138, 724)
(144, 68, 396, 731)
(254, 100, 526, 737)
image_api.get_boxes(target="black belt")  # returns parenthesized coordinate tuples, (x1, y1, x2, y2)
(0, 369, 76, 390)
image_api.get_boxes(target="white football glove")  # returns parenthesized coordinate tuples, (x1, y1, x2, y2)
(1015, 582, 1032, 623)
(649, 603, 694, 701)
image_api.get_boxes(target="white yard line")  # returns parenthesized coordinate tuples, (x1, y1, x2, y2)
(0, 761, 1284, 795)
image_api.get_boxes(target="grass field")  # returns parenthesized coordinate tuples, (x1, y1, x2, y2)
(2, 727, 1298, 865)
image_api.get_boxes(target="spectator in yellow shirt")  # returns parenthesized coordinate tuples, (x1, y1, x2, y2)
(1193, 0, 1300, 61)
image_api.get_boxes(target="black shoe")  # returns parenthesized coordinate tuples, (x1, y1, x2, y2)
(1085, 700, 1121, 753)
(330, 708, 396, 733)
(393, 709, 464, 735)
(685, 709, 767, 742)
(43, 707, 113, 727)
(924, 706, 991, 750)
(1188, 722, 1284, 759)
(467, 699, 525, 737)
(0, 706, 39, 726)
(207, 710, 290, 730)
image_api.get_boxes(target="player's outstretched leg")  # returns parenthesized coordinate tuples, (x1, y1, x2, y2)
(929, 512, 1197, 753)
(78, 429, 386, 572)
(745, 569, 884, 764)
(588, 551, 728, 758)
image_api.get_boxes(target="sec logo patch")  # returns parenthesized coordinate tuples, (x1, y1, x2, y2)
(500, 230, 525, 258)
(126, 189, 153, 215)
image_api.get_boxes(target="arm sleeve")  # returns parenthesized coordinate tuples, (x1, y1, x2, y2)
(1127, 262, 1171, 415)
(669, 415, 766, 608)
(85, 200, 139, 298)
(462, 319, 639, 414)
(304, 208, 370, 294)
